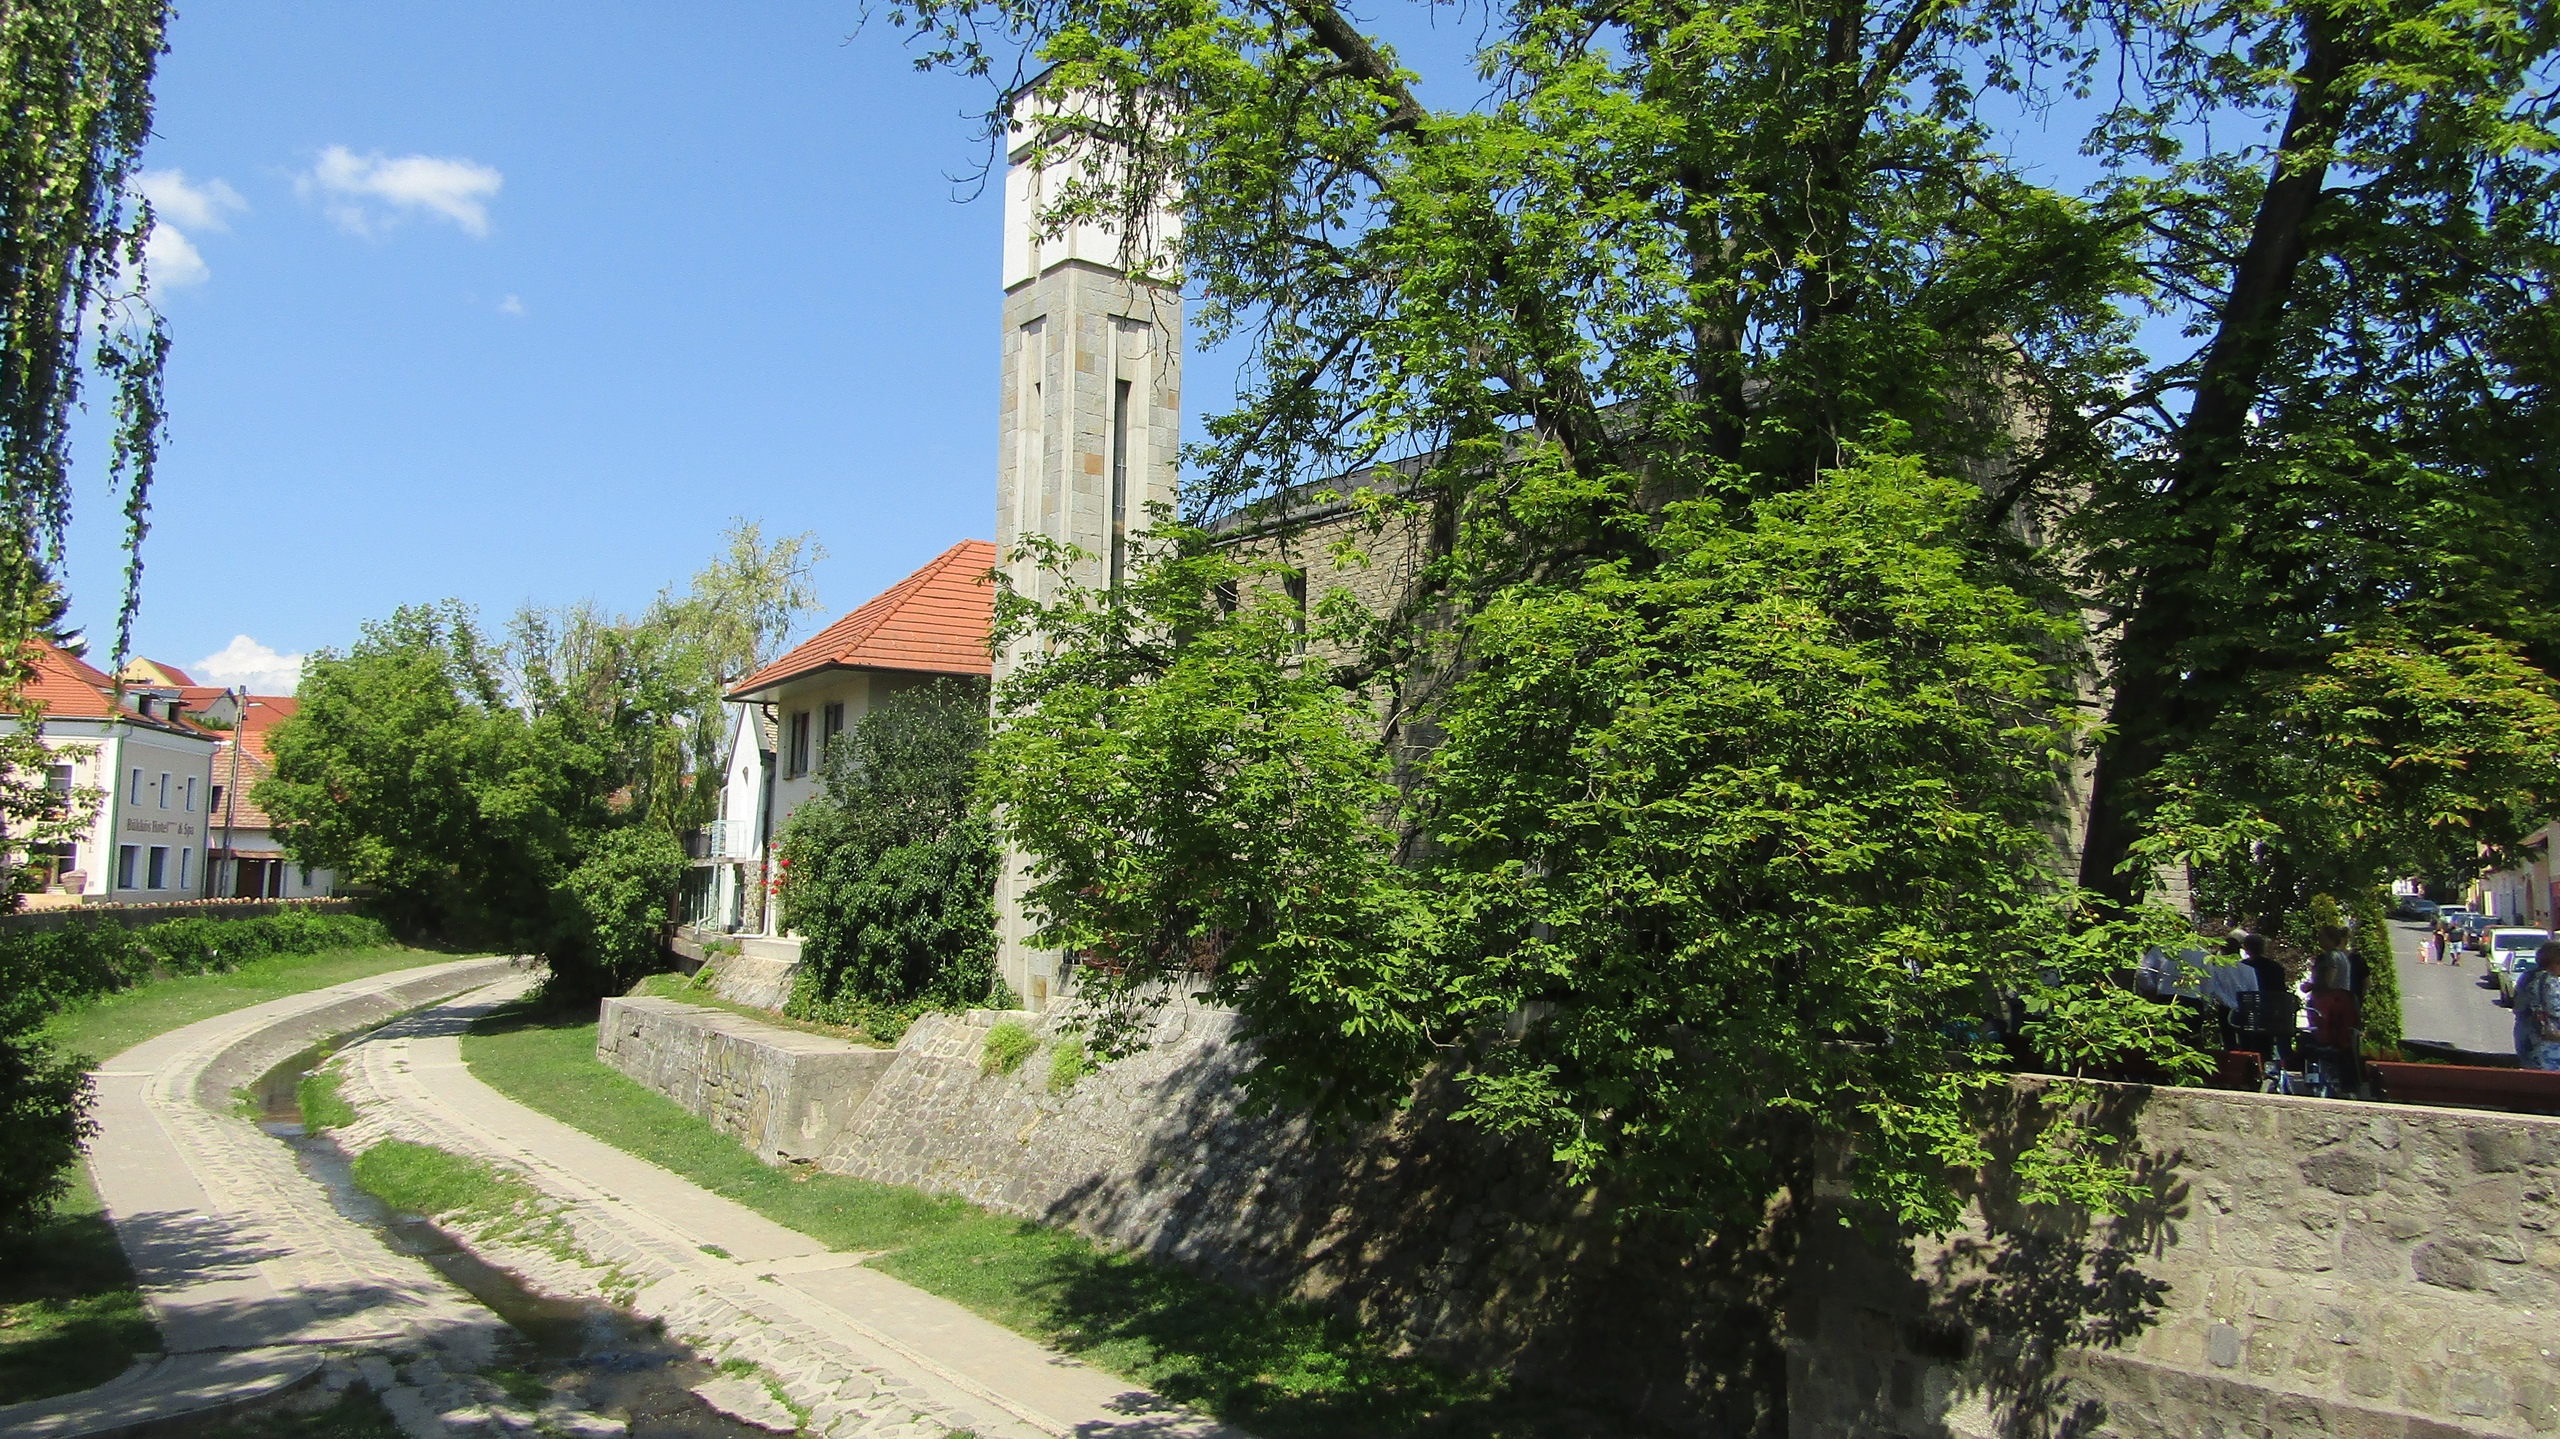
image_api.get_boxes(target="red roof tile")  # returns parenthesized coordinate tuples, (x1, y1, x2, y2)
(5, 641, 209, 736)
(728, 540, 996, 699)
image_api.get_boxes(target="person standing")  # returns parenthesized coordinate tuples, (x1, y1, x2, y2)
(2521, 944, 2560, 1071)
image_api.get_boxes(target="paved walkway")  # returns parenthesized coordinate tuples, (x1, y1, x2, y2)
(2391, 917, 2514, 1056)
(0, 957, 525, 1439)
(335, 977, 1239, 1439)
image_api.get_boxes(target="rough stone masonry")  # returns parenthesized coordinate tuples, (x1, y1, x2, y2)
(605, 987, 2560, 1436)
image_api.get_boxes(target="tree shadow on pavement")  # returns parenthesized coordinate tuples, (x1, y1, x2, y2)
(0, 1197, 156, 1406)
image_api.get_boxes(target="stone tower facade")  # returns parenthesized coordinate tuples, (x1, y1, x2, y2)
(991, 89, 1183, 1007)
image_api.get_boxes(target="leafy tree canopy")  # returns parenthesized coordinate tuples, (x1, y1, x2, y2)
(926, 0, 2560, 1229)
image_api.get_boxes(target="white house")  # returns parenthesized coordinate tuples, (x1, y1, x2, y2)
(5, 641, 223, 901)
(705, 539, 996, 941)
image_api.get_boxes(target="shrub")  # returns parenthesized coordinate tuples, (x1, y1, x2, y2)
(778, 680, 999, 1018)
(2354, 890, 2404, 1054)
(0, 997, 90, 1251)
(551, 827, 687, 1000)
(981, 1020, 1038, 1076)
(1046, 1038, 1093, 1094)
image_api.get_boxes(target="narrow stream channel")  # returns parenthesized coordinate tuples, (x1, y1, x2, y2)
(247, 1042, 780, 1437)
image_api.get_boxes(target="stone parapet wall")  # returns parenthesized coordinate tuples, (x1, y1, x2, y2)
(596, 996, 890, 1164)
(1789, 1081, 2560, 1438)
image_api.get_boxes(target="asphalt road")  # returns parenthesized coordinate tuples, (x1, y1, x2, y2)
(2390, 916, 2515, 1056)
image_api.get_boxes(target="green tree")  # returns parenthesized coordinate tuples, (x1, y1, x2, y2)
(779, 679, 1001, 1022)
(506, 519, 825, 839)
(258, 602, 680, 998)
(908, 0, 2560, 1232)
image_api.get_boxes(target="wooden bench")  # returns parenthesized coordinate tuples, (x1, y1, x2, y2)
(2371, 1060, 2560, 1115)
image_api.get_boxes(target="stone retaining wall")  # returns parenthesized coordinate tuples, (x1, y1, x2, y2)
(1791, 1081, 2560, 1438)
(596, 996, 890, 1164)
(693, 953, 802, 1011)
(605, 982, 2560, 1435)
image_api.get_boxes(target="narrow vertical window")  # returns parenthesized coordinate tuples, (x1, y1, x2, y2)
(1109, 378, 1131, 589)
(117, 845, 138, 889)
(821, 702, 845, 759)
(1284, 568, 1308, 655)
(129, 768, 143, 803)
(179, 849, 192, 889)
(158, 772, 171, 809)
(185, 776, 197, 812)
(147, 846, 167, 889)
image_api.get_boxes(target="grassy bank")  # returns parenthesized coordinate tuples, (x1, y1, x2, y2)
(464, 1004, 1623, 1438)
(46, 945, 484, 1063)
(0, 943, 484, 1408)
(0, 1172, 156, 1407)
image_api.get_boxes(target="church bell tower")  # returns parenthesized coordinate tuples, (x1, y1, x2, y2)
(991, 83, 1183, 1007)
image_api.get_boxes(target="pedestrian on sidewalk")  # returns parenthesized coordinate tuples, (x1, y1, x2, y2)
(2520, 944, 2560, 1071)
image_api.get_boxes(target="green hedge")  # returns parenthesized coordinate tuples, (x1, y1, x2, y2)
(0, 909, 394, 1014)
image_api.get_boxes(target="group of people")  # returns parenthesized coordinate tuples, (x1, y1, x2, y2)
(2136, 927, 2368, 1074)
(2511, 941, 2560, 1070)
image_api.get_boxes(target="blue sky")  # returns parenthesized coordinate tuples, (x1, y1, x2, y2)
(76, 3, 2137, 692)
(74, 2, 1072, 689)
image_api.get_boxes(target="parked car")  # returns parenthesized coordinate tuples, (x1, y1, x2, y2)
(2491, 928, 2554, 990)
(2462, 912, 2499, 954)
(2394, 895, 2441, 921)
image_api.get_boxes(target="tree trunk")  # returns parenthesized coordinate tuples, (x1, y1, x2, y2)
(2077, 10, 2354, 906)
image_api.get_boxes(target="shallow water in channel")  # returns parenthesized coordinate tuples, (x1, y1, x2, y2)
(251, 1042, 778, 1437)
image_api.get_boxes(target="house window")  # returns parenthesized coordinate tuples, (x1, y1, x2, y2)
(184, 776, 197, 813)
(210, 784, 225, 815)
(44, 764, 71, 796)
(179, 848, 192, 889)
(787, 710, 811, 776)
(146, 846, 167, 890)
(821, 702, 845, 760)
(158, 772, 171, 809)
(117, 845, 138, 888)
(129, 768, 143, 803)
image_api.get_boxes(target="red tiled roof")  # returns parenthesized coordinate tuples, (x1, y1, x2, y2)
(210, 735, 278, 831)
(6, 640, 209, 736)
(21, 643, 122, 719)
(210, 696, 299, 832)
(728, 540, 996, 699)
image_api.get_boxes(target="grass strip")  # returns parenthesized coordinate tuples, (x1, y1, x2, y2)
(46, 945, 484, 1064)
(298, 1068, 357, 1132)
(463, 1003, 1627, 1439)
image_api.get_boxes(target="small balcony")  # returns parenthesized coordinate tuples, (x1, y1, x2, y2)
(681, 820, 756, 861)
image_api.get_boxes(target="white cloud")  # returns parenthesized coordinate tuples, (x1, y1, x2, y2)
(300, 145, 503, 237)
(134, 170, 247, 232)
(141, 223, 209, 288)
(498, 293, 525, 316)
(193, 635, 304, 694)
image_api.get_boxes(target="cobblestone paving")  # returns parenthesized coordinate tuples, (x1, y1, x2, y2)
(333, 978, 1240, 1439)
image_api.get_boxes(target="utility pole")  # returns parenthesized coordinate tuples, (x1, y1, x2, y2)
(220, 686, 244, 898)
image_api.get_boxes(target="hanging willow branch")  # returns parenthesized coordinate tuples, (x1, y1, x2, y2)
(0, 0, 172, 682)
